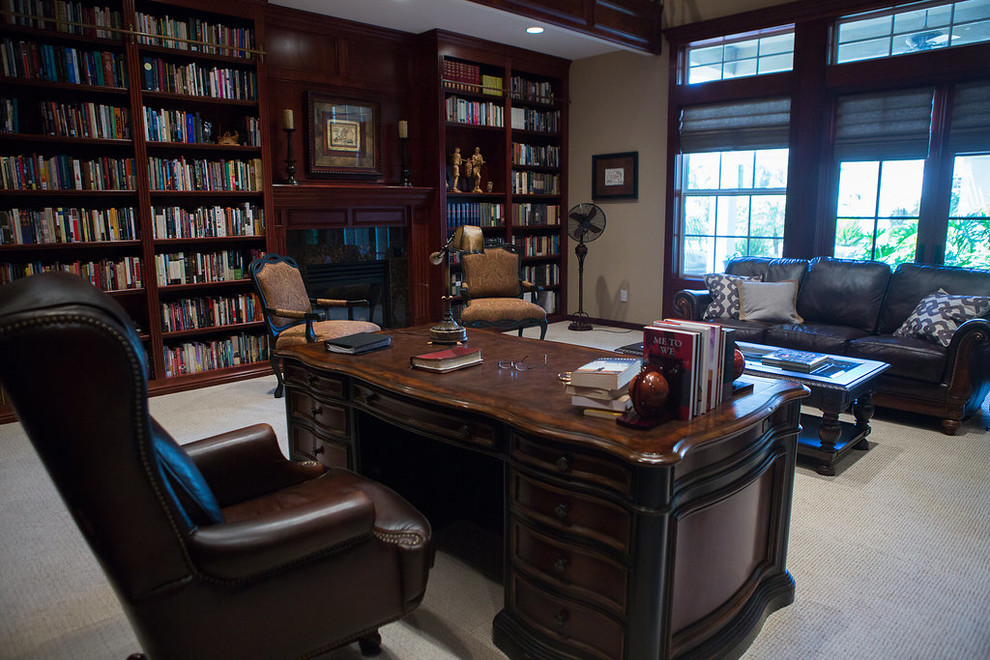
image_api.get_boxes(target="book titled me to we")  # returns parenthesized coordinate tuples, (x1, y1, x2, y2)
(643, 324, 701, 420)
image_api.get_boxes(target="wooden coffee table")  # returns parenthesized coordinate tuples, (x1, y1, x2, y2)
(738, 342, 890, 476)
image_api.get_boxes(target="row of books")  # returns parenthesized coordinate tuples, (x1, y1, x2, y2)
(3, 1, 124, 39)
(152, 203, 264, 240)
(144, 108, 260, 146)
(163, 332, 266, 378)
(644, 319, 737, 420)
(154, 248, 260, 286)
(510, 76, 555, 104)
(445, 96, 503, 127)
(446, 201, 502, 228)
(0, 256, 143, 290)
(160, 292, 262, 333)
(135, 11, 255, 58)
(37, 100, 130, 140)
(514, 234, 559, 257)
(512, 142, 560, 167)
(442, 59, 501, 96)
(511, 170, 559, 195)
(0, 153, 136, 190)
(1, 39, 126, 87)
(0, 206, 138, 245)
(522, 263, 560, 287)
(514, 202, 560, 226)
(522, 289, 557, 313)
(147, 156, 263, 192)
(510, 107, 560, 133)
(141, 57, 258, 101)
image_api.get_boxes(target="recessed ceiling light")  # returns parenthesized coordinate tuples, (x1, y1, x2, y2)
(526, 26, 544, 34)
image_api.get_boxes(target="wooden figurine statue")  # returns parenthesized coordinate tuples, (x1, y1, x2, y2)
(470, 147, 485, 193)
(450, 147, 463, 192)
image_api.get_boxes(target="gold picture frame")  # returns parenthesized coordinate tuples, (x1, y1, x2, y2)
(307, 92, 381, 177)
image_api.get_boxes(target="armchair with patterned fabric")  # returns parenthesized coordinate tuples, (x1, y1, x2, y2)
(458, 243, 548, 339)
(250, 254, 380, 397)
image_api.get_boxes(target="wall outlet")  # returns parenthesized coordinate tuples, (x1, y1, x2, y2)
(620, 288, 628, 302)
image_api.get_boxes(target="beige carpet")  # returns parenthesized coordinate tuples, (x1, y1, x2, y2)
(1, 322, 988, 659)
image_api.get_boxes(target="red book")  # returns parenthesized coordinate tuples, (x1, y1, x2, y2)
(410, 345, 482, 373)
(643, 323, 702, 420)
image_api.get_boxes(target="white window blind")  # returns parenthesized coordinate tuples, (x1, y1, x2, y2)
(679, 97, 791, 152)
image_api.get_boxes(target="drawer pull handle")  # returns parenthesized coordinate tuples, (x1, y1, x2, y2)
(458, 424, 472, 439)
(555, 455, 571, 472)
(307, 374, 316, 385)
(554, 503, 569, 522)
(363, 391, 379, 404)
(552, 609, 569, 630)
(553, 558, 569, 577)
(313, 445, 325, 456)
(310, 405, 322, 416)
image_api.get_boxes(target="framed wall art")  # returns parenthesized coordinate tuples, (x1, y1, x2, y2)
(592, 151, 638, 200)
(307, 92, 382, 177)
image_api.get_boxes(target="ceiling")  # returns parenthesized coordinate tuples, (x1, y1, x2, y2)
(269, 0, 637, 60)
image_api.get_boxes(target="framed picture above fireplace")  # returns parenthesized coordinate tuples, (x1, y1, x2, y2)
(307, 92, 382, 177)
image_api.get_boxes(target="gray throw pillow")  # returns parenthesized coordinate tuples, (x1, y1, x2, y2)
(738, 280, 803, 323)
(703, 273, 761, 320)
(894, 289, 990, 347)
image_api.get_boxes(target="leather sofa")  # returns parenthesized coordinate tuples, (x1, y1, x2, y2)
(673, 257, 990, 434)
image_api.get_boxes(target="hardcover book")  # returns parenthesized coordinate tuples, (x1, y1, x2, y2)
(325, 332, 391, 355)
(643, 323, 702, 420)
(410, 345, 483, 373)
(761, 348, 829, 372)
(569, 357, 641, 389)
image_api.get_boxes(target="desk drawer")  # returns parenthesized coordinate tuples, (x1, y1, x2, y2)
(511, 433, 632, 496)
(510, 517, 627, 616)
(290, 425, 349, 468)
(510, 470, 630, 552)
(288, 389, 348, 436)
(352, 383, 494, 450)
(509, 572, 625, 660)
(284, 362, 346, 400)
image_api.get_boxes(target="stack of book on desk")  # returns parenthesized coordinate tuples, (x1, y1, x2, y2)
(567, 356, 640, 418)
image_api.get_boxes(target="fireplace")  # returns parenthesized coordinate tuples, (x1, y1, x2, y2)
(287, 227, 408, 328)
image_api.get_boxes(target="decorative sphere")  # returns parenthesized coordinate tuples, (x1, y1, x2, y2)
(629, 367, 669, 418)
(733, 348, 746, 380)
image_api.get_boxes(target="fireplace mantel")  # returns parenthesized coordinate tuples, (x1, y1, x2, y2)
(273, 183, 433, 212)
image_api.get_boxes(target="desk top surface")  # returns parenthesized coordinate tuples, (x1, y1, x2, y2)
(280, 327, 808, 465)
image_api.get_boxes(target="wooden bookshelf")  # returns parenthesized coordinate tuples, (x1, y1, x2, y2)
(426, 30, 569, 320)
(0, 0, 273, 423)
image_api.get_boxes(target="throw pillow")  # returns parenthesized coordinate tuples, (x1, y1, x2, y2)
(738, 279, 804, 323)
(703, 273, 761, 320)
(894, 289, 990, 347)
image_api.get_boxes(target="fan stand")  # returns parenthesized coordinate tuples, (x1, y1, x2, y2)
(568, 240, 593, 331)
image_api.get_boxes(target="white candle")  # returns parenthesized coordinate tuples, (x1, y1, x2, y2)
(283, 109, 294, 130)
(398, 120, 408, 139)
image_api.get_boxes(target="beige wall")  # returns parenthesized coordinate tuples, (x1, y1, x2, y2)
(566, 0, 795, 324)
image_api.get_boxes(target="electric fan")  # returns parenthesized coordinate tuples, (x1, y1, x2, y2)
(566, 202, 606, 331)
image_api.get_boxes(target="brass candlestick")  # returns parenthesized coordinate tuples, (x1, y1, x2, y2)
(400, 136, 411, 186)
(283, 127, 298, 185)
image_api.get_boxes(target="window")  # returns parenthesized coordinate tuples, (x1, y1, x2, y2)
(677, 98, 790, 275)
(686, 27, 794, 84)
(835, 0, 990, 64)
(946, 154, 990, 266)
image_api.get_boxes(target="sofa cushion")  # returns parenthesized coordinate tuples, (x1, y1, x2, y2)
(739, 280, 803, 323)
(702, 272, 760, 320)
(893, 289, 990, 347)
(847, 335, 946, 383)
(726, 257, 809, 284)
(797, 257, 891, 331)
(877, 263, 990, 334)
(765, 323, 870, 354)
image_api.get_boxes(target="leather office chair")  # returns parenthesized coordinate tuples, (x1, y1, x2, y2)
(0, 273, 433, 660)
(250, 253, 380, 397)
(459, 242, 548, 339)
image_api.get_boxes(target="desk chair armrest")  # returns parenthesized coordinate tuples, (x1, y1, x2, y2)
(184, 423, 326, 507)
(312, 297, 371, 321)
(266, 307, 317, 321)
(187, 490, 375, 580)
(521, 280, 542, 293)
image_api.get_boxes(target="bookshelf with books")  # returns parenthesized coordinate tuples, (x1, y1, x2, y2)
(428, 31, 568, 323)
(0, 0, 272, 423)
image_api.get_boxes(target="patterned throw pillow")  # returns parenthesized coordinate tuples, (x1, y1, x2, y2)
(894, 289, 990, 347)
(703, 273, 761, 320)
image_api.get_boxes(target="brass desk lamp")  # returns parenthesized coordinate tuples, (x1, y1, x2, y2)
(429, 225, 483, 344)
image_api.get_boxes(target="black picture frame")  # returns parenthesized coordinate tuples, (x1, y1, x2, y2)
(307, 91, 382, 177)
(592, 151, 638, 199)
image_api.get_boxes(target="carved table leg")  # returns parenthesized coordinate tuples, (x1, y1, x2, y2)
(852, 392, 875, 450)
(816, 410, 841, 476)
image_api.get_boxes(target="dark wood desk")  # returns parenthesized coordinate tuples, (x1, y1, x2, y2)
(279, 328, 808, 660)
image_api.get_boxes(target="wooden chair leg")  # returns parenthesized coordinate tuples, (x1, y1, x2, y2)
(358, 631, 382, 656)
(268, 342, 284, 398)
